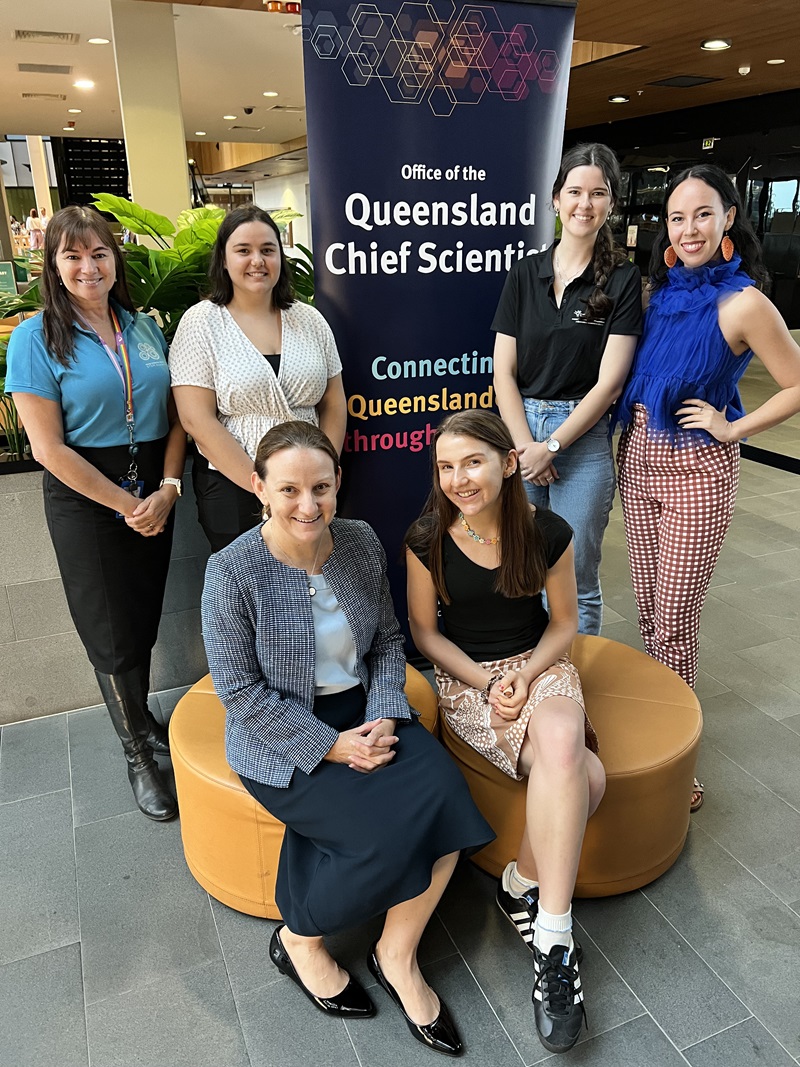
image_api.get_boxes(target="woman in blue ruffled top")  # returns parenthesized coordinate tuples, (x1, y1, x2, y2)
(614, 164, 800, 811)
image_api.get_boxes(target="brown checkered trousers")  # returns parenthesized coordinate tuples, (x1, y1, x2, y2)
(617, 406, 739, 689)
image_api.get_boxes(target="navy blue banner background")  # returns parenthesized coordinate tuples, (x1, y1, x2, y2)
(301, 1, 575, 640)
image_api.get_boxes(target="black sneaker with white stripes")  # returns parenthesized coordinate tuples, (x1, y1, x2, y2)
(532, 942, 586, 1054)
(496, 879, 538, 949)
(496, 877, 583, 962)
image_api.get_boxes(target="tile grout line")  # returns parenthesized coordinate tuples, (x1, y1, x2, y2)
(705, 743, 800, 817)
(434, 911, 528, 1067)
(66, 708, 91, 1067)
(207, 894, 254, 1067)
(680, 1014, 755, 1053)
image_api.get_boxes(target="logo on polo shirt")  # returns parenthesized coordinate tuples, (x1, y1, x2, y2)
(137, 342, 162, 362)
(571, 309, 606, 327)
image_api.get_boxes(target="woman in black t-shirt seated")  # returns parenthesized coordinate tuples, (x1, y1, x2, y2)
(404, 411, 605, 1057)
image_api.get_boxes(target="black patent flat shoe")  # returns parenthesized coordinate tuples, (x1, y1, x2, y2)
(269, 926, 375, 1018)
(367, 943, 463, 1057)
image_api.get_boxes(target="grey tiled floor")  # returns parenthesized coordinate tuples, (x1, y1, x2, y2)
(1, 457, 799, 1067)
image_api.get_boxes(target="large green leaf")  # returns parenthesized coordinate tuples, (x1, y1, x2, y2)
(91, 193, 175, 243)
(269, 208, 303, 227)
(174, 219, 221, 250)
(176, 206, 225, 231)
(123, 247, 207, 324)
(0, 285, 43, 318)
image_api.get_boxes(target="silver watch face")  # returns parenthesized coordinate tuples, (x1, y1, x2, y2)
(546, 438, 560, 453)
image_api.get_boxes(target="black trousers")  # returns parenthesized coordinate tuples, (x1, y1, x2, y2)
(191, 449, 261, 553)
(43, 438, 174, 674)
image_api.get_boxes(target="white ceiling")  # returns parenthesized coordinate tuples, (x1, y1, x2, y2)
(0, 0, 306, 146)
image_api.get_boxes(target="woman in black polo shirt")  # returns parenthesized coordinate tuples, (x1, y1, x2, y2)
(493, 143, 642, 634)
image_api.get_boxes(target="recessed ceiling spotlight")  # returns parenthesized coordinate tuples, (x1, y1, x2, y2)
(767, 58, 786, 65)
(223, 114, 237, 120)
(73, 79, 95, 89)
(608, 94, 630, 104)
(195, 131, 207, 136)
(87, 38, 110, 45)
(263, 91, 279, 97)
(701, 38, 731, 51)
(62, 127, 75, 132)
(68, 108, 82, 114)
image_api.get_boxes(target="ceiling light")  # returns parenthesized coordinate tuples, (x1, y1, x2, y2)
(195, 131, 206, 136)
(608, 94, 629, 104)
(700, 38, 731, 51)
(263, 91, 279, 97)
(223, 114, 237, 120)
(767, 58, 786, 65)
(73, 79, 94, 89)
(87, 38, 109, 45)
(68, 108, 82, 114)
(62, 127, 75, 132)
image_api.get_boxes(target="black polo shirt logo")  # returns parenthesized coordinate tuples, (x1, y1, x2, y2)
(571, 308, 606, 327)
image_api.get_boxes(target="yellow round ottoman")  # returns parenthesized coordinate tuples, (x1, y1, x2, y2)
(439, 635, 702, 897)
(170, 664, 439, 918)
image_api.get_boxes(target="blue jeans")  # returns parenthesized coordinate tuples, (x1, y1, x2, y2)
(523, 398, 615, 635)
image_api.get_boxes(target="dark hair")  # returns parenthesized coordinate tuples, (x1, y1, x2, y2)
(404, 411, 548, 603)
(206, 205, 294, 309)
(552, 142, 629, 319)
(254, 420, 339, 481)
(29, 207, 38, 219)
(649, 164, 770, 291)
(41, 206, 135, 368)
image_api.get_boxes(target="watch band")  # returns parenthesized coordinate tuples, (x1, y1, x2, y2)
(160, 477, 182, 496)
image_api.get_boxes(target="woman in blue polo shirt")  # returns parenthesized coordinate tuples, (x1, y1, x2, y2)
(493, 143, 642, 634)
(5, 206, 186, 822)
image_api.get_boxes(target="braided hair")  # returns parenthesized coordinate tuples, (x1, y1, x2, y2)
(552, 143, 629, 319)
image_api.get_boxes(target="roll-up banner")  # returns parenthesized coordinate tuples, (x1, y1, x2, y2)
(301, 0, 575, 632)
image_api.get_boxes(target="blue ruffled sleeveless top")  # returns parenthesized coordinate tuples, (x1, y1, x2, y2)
(614, 255, 755, 445)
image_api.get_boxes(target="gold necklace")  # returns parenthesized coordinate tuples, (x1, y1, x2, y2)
(458, 511, 499, 545)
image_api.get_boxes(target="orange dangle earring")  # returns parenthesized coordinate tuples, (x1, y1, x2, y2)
(721, 231, 735, 262)
(664, 246, 678, 268)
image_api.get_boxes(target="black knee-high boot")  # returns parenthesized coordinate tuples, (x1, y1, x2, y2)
(137, 654, 170, 755)
(95, 668, 178, 821)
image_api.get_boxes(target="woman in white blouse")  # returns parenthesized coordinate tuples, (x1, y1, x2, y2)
(170, 205, 347, 551)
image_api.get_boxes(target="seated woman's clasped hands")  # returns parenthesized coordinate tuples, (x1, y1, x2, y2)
(201, 421, 493, 1056)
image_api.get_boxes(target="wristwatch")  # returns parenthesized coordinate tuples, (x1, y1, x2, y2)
(160, 477, 183, 496)
(545, 436, 561, 454)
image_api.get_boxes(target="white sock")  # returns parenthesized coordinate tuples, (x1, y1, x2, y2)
(534, 906, 573, 956)
(502, 860, 539, 898)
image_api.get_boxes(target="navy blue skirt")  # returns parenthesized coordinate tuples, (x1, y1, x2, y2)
(240, 686, 494, 936)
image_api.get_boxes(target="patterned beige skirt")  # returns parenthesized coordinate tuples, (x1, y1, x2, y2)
(435, 652, 598, 781)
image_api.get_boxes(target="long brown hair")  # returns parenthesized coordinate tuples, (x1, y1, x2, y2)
(404, 411, 548, 603)
(41, 206, 135, 367)
(553, 142, 629, 320)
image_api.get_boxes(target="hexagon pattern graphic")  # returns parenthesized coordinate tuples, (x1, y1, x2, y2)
(302, 2, 566, 115)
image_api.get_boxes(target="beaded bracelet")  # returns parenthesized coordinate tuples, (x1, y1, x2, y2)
(481, 674, 504, 701)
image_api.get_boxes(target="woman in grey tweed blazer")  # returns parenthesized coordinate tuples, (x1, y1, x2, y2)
(201, 421, 493, 1056)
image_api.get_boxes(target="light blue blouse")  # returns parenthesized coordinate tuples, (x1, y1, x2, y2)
(308, 573, 360, 694)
